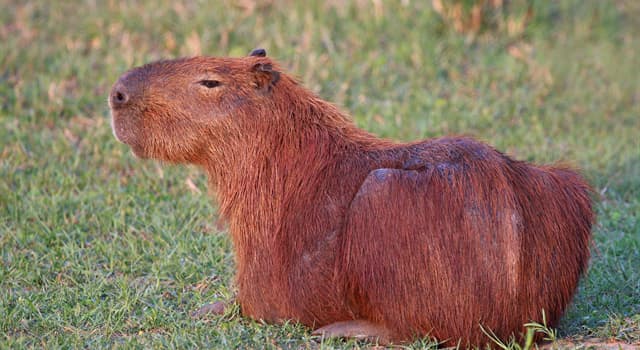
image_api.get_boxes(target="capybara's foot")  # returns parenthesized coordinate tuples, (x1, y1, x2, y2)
(312, 320, 392, 344)
(191, 301, 228, 318)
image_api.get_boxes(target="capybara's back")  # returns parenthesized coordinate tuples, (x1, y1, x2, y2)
(339, 137, 594, 346)
(109, 51, 594, 347)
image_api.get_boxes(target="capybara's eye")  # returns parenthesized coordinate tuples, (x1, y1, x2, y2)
(199, 80, 221, 88)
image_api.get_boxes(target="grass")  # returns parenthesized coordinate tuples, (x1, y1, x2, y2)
(1, 0, 639, 348)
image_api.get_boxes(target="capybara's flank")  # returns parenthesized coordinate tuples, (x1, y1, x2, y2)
(109, 50, 594, 347)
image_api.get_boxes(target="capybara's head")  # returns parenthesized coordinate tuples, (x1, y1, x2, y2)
(109, 49, 280, 163)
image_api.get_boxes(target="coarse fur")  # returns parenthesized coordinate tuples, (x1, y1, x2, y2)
(109, 51, 594, 347)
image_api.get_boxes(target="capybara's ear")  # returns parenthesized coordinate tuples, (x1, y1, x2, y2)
(251, 62, 280, 91)
(249, 48, 267, 57)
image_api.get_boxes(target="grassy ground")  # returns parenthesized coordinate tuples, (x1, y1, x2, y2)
(1, 1, 639, 348)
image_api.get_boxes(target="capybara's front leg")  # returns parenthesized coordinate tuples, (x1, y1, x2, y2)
(191, 300, 232, 318)
(312, 320, 392, 344)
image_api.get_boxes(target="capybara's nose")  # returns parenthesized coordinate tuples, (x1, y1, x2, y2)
(110, 83, 129, 108)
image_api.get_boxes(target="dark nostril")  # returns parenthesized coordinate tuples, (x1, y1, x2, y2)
(111, 87, 129, 107)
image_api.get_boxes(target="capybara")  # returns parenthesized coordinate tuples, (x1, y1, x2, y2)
(109, 49, 594, 347)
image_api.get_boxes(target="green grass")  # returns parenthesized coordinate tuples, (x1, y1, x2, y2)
(1, 1, 639, 348)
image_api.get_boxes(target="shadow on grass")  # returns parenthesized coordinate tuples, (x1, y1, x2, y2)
(560, 157, 640, 343)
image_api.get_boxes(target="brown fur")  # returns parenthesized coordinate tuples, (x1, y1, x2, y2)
(109, 51, 594, 347)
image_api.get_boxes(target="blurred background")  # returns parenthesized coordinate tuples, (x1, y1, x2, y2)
(1, 1, 639, 348)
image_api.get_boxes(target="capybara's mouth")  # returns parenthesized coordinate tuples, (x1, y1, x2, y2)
(108, 68, 146, 144)
(109, 110, 129, 144)
(109, 110, 147, 158)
